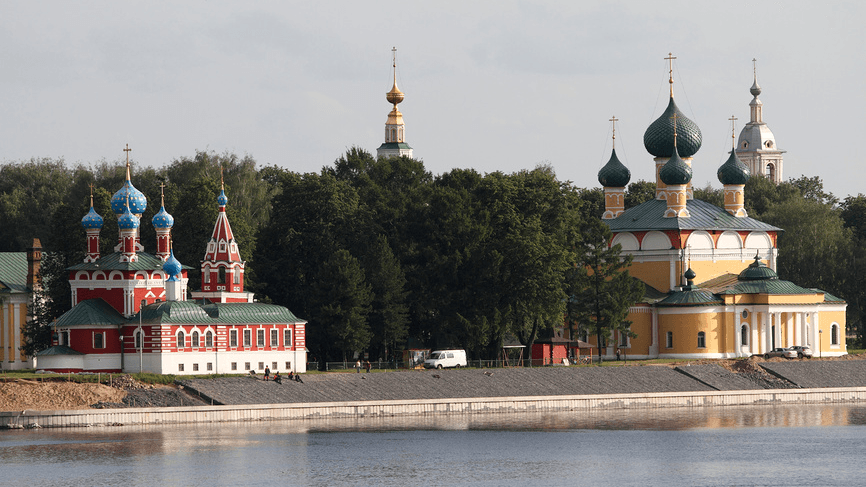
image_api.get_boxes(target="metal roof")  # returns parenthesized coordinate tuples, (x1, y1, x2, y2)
(606, 198, 781, 233)
(0, 253, 28, 294)
(67, 251, 194, 272)
(201, 302, 305, 324)
(54, 298, 128, 328)
(657, 289, 723, 307)
(35, 345, 84, 356)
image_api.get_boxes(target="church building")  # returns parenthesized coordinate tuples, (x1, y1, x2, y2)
(35, 152, 307, 374)
(595, 57, 845, 359)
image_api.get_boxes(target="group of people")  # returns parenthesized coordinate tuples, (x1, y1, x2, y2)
(355, 359, 372, 373)
(262, 366, 302, 384)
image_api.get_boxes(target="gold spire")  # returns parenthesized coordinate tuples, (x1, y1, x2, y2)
(220, 166, 225, 191)
(609, 115, 619, 149)
(160, 182, 166, 207)
(386, 47, 405, 107)
(665, 52, 677, 98)
(89, 183, 95, 207)
(123, 144, 132, 180)
(729, 115, 738, 149)
(671, 112, 678, 143)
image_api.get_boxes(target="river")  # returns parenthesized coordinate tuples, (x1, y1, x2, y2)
(2, 404, 865, 486)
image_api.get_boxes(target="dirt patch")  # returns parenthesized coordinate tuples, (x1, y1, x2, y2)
(0, 380, 126, 411)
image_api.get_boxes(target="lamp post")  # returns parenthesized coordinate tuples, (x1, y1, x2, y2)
(819, 329, 823, 359)
(138, 299, 146, 373)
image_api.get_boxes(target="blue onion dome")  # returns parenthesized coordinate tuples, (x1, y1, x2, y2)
(117, 204, 140, 230)
(659, 146, 693, 185)
(718, 150, 750, 186)
(597, 148, 631, 188)
(643, 98, 702, 158)
(163, 249, 182, 281)
(81, 206, 104, 229)
(217, 189, 228, 206)
(111, 180, 147, 215)
(738, 256, 778, 281)
(151, 205, 174, 229)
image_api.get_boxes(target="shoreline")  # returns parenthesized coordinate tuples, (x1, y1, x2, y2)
(5, 386, 866, 429)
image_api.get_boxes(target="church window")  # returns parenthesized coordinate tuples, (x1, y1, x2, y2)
(178, 364, 184, 372)
(230, 330, 238, 348)
(741, 325, 749, 346)
(231, 362, 237, 371)
(135, 331, 142, 349)
(390, 128, 396, 141)
(284, 329, 292, 348)
(234, 270, 240, 284)
(203, 267, 210, 283)
(666, 331, 673, 349)
(831, 324, 840, 345)
(257, 329, 265, 348)
(178, 331, 185, 349)
(244, 362, 250, 371)
(285, 361, 292, 370)
(205, 331, 213, 348)
(272, 362, 278, 370)
(207, 363, 213, 371)
(697, 332, 706, 349)
(218, 267, 226, 284)
(270, 329, 278, 347)
(192, 331, 200, 348)
(619, 330, 629, 348)
(94, 332, 104, 349)
(258, 362, 265, 370)
(243, 329, 251, 348)
(193, 363, 199, 372)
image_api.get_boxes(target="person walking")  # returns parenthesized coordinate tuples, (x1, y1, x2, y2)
(365, 360, 371, 373)
(355, 359, 361, 373)
(264, 365, 270, 381)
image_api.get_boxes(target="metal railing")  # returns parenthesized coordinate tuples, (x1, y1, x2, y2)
(309, 356, 599, 372)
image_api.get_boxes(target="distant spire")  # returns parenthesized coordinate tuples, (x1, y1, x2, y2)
(609, 115, 618, 149)
(123, 144, 132, 181)
(729, 115, 738, 149)
(750, 58, 761, 97)
(386, 47, 405, 107)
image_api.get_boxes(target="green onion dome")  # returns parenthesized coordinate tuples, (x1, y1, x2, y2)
(717, 150, 750, 186)
(643, 98, 702, 158)
(684, 267, 696, 280)
(738, 256, 778, 281)
(597, 148, 631, 187)
(659, 146, 693, 185)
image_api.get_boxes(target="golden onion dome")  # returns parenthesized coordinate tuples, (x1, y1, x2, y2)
(386, 81, 404, 105)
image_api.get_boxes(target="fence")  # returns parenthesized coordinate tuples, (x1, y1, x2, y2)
(311, 356, 598, 372)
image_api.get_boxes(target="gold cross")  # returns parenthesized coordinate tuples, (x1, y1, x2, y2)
(123, 144, 132, 180)
(160, 182, 166, 206)
(220, 166, 224, 190)
(665, 53, 677, 96)
(752, 58, 757, 77)
(89, 183, 95, 207)
(729, 115, 738, 148)
(609, 115, 619, 148)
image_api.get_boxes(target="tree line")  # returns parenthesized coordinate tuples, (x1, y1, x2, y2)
(6, 149, 864, 362)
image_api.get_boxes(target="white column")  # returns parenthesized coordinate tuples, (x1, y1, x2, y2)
(813, 312, 821, 354)
(785, 312, 793, 347)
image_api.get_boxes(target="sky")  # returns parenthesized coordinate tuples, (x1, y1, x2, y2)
(1, 1, 864, 198)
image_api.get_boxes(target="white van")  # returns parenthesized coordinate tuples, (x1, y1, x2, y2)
(423, 349, 467, 369)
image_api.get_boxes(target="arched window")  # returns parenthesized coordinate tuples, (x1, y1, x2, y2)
(218, 267, 226, 284)
(666, 331, 673, 349)
(234, 270, 240, 284)
(177, 331, 185, 349)
(205, 331, 213, 348)
(203, 266, 210, 283)
(697, 332, 706, 348)
(831, 324, 840, 345)
(135, 330, 142, 349)
(741, 325, 749, 346)
(192, 331, 200, 348)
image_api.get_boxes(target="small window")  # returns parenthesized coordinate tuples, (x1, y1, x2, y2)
(741, 325, 749, 346)
(831, 324, 840, 345)
(135, 331, 142, 349)
(178, 363, 185, 372)
(666, 331, 673, 349)
(207, 362, 213, 371)
(178, 331, 185, 349)
(230, 330, 238, 348)
(234, 271, 240, 284)
(192, 331, 200, 348)
(218, 267, 226, 284)
(193, 363, 199, 372)
(258, 362, 264, 370)
(742, 310, 749, 319)
(203, 267, 210, 283)
(231, 362, 237, 371)
(270, 329, 278, 347)
(257, 329, 265, 348)
(284, 329, 292, 348)
(619, 331, 629, 348)
(245, 362, 251, 371)
(93, 332, 104, 349)
(243, 329, 251, 348)
(697, 331, 706, 349)
(285, 361, 291, 370)
(272, 362, 278, 370)
(205, 331, 213, 348)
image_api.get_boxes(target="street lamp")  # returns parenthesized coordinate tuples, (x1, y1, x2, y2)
(818, 329, 823, 359)
(138, 299, 146, 373)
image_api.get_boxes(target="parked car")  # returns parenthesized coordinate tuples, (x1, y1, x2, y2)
(788, 345, 813, 359)
(424, 350, 468, 369)
(763, 348, 797, 359)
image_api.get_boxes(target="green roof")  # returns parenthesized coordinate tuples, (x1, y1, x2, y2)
(201, 302, 305, 324)
(720, 280, 821, 295)
(0, 253, 29, 294)
(137, 300, 214, 324)
(36, 345, 84, 356)
(657, 289, 723, 307)
(606, 198, 782, 233)
(54, 299, 128, 328)
(377, 142, 413, 150)
(67, 251, 194, 272)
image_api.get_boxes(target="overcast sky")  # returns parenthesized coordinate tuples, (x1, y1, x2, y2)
(1, 1, 863, 198)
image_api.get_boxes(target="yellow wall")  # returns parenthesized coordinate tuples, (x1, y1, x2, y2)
(627, 261, 671, 291)
(658, 311, 726, 355)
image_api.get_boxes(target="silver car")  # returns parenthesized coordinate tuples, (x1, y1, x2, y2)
(763, 347, 797, 359)
(788, 345, 813, 359)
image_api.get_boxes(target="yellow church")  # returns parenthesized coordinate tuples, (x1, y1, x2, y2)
(595, 60, 846, 360)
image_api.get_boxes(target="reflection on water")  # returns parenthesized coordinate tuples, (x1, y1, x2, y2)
(2, 404, 866, 486)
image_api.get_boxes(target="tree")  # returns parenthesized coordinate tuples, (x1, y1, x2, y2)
(693, 184, 724, 208)
(570, 219, 644, 361)
(363, 235, 409, 361)
(625, 180, 656, 209)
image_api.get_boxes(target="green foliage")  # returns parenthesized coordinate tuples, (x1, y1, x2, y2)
(625, 180, 656, 209)
(693, 184, 724, 208)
